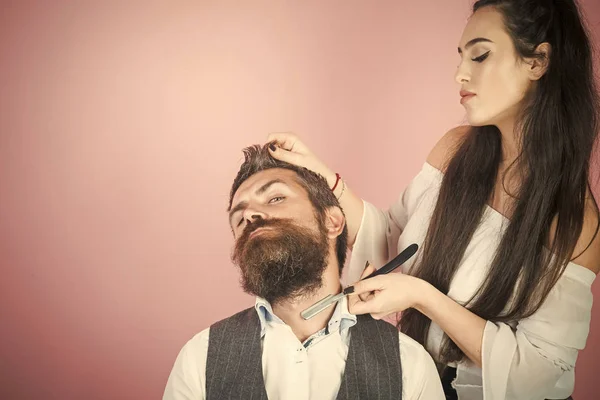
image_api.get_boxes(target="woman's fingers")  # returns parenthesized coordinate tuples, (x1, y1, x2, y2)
(266, 132, 309, 154)
(358, 262, 376, 301)
(348, 273, 414, 317)
(268, 143, 305, 165)
(348, 293, 381, 315)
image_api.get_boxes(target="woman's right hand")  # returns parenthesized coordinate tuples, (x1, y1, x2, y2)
(268, 132, 365, 249)
(266, 132, 337, 188)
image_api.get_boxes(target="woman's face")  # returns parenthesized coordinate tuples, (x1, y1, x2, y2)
(455, 7, 533, 127)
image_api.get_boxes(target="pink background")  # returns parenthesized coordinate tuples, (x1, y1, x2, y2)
(1, 1, 599, 398)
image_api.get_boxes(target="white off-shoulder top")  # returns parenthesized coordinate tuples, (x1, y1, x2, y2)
(345, 162, 596, 400)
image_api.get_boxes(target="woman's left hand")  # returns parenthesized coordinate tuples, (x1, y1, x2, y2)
(348, 262, 487, 368)
(347, 267, 426, 320)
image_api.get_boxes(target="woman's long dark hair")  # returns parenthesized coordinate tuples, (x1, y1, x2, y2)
(400, 0, 600, 365)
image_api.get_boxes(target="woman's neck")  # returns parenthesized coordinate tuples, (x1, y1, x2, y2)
(495, 117, 520, 165)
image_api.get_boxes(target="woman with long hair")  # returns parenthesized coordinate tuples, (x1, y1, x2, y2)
(267, 0, 599, 398)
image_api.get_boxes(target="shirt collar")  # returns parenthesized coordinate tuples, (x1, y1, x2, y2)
(254, 293, 357, 337)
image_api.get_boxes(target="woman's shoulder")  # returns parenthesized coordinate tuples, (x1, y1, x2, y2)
(425, 125, 472, 172)
(548, 189, 600, 275)
(568, 192, 600, 274)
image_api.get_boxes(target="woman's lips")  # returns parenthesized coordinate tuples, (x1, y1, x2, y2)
(460, 90, 476, 104)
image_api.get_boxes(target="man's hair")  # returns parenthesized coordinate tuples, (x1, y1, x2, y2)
(229, 144, 348, 270)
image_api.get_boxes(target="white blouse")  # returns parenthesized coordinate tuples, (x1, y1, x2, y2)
(345, 162, 596, 400)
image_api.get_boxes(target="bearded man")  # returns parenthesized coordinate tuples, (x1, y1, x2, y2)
(163, 144, 443, 400)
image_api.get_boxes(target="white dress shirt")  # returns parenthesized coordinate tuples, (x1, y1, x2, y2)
(347, 162, 596, 400)
(164, 296, 444, 400)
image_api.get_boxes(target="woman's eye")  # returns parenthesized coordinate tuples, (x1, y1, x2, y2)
(472, 51, 490, 63)
(269, 196, 285, 204)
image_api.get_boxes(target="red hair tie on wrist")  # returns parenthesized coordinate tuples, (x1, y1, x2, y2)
(331, 173, 341, 191)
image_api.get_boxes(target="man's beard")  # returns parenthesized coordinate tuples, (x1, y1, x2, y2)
(231, 216, 330, 305)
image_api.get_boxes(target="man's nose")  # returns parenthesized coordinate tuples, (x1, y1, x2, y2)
(242, 207, 267, 224)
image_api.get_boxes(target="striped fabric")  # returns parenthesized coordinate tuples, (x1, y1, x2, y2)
(206, 308, 402, 400)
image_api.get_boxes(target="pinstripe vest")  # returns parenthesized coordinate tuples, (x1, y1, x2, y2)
(205, 307, 402, 400)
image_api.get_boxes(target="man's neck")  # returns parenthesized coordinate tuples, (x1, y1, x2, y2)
(271, 264, 341, 342)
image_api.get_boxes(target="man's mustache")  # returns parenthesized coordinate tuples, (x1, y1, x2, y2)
(239, 218, 286, 241)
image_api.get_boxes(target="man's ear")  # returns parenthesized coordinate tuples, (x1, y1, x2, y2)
(323, 206, 345, 239)
(527, 42, 551, 81)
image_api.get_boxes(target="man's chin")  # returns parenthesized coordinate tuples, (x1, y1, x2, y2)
(243, 278, 324, 305)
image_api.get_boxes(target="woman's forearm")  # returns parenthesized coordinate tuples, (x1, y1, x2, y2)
(414, 280, 487, 368)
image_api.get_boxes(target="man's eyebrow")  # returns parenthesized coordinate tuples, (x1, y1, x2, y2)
(228, 179, 288, 223)
(256, 179, 286, 196)
(458, 37, 493, 53)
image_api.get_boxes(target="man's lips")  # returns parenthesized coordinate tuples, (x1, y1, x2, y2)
(249, 226, 273, 239)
